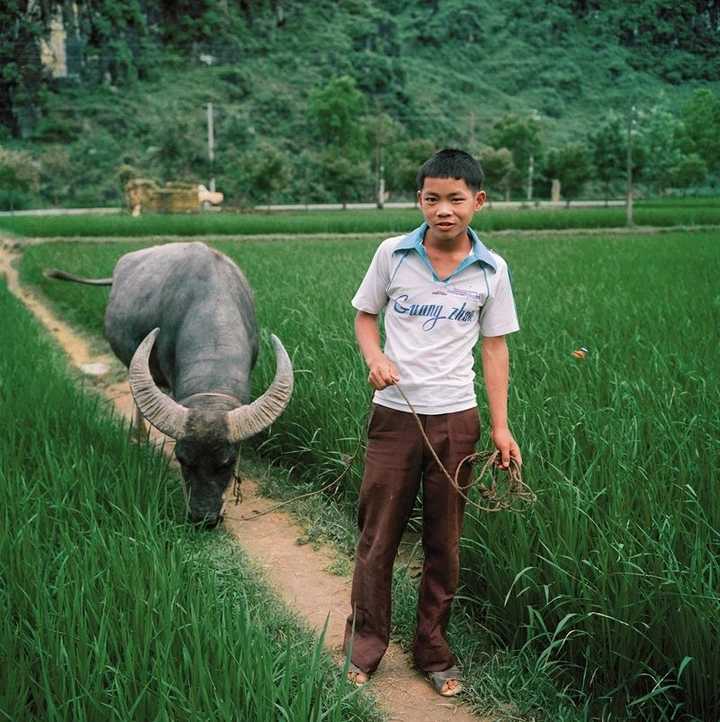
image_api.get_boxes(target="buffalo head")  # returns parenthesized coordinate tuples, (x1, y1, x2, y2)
(128, 328, 293, 526)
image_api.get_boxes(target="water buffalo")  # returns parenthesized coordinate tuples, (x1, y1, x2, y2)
(46, 241, 293, 526)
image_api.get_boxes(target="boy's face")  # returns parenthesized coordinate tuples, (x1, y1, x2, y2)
(417, 177, 485, 244)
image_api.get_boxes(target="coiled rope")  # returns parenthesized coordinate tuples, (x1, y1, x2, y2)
(393, 385, 536, 514)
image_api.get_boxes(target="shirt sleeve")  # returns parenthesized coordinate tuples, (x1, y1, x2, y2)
(479, 260, 520, 337)
(351, 241, 391, 314)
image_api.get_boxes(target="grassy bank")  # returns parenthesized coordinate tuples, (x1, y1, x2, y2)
(2, 200, 720, 238)
(20, 229, 720, 720)
(0, 279, 381, 722)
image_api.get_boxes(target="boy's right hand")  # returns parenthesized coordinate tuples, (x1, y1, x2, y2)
(367, 355, 400, 390)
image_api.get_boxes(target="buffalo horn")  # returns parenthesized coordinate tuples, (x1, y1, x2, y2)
(128, 328, 189, 440)
(225, 334, 293, 443)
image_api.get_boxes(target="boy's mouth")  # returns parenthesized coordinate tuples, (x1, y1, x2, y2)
(436, 222, 455, 230)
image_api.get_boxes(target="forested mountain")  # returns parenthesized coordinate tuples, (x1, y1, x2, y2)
(1, 0, 719, 208)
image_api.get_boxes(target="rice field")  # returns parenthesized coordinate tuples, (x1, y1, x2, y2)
(19, 228, 720, 721)
(2, 198, 720, 238)
(0, 279, 381, 722)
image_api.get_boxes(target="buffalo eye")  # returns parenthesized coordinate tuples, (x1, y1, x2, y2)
(216, 458, 234, 472)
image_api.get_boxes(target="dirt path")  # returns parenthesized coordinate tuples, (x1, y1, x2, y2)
(0, 239, 491, 722)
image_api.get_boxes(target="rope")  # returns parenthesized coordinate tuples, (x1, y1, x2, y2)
(393, 384, 536, 514)
(224, 383, 535, 523)
(222, 444, 362, 522)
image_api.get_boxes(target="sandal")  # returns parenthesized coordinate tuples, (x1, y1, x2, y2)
(347, 662, 370, 687)
(426, 665, 463, 697)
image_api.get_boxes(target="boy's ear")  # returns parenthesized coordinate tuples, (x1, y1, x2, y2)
(474, 190, 486, 210)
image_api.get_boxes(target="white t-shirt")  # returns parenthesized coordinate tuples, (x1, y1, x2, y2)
(352, 223, 520, 414)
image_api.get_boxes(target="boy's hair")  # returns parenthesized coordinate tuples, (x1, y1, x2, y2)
(416, 148, 485, 192)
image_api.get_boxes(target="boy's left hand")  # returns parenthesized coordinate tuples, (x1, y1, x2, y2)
(491, 427, 522, 470)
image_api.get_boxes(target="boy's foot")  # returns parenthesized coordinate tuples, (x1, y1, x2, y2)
(426, 666, 463, 697)
(347, 663, 370, 687)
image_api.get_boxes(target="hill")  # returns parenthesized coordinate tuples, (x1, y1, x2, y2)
(1, 0, 718, 208)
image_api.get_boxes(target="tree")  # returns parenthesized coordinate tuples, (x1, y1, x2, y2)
(157, 0, 230, 44)
(146, 104, 206, 182)
(681, 89, 720, 173)
(385, 137, 435, 202)
(319, 149, 371, 209)
(409, 1, 489, 45)
(476, 146, 515, 203)
(0, 1, 160, 138)
(0, 146, 40, 209)
(589, 114, 626, 204)
(671, 154, 707, 195)
(544, 143, 593, 206)
(0, 1, 57, 137)
(488, 113, 543, 197)
(622, 104, 649, 225)
(639, 106, 686, 195)
(364, 111, 401, 207)
(308, 75, 367, 154)
(39, 145, 73, 207)
(228, 142, 291, 206)
(308, 76, 370, 205)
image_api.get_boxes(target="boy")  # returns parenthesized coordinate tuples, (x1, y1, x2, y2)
(343, 149, 521, 696)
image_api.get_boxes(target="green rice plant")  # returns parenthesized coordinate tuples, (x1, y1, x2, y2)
(19, 229, 720, 720)
(637, 197, 720, 208)
(2, 199, 720, 239)
(0, 280, 382, 722)
(458, 232, 720, 720)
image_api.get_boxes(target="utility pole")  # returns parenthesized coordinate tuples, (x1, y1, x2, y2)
(377, 145, 385, 209)
(626, 104, 635, 227)
(207, 102, 215, 193)
(527, 154, 534, 203)
(375, 112, 386, 209)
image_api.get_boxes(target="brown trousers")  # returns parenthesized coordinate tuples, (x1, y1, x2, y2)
(343, 404, 480, 674)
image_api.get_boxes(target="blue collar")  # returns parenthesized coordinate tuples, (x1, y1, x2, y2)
(392, 223, 497, 272)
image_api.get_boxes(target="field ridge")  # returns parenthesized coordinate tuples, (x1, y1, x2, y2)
(4, 222, 720, 250)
